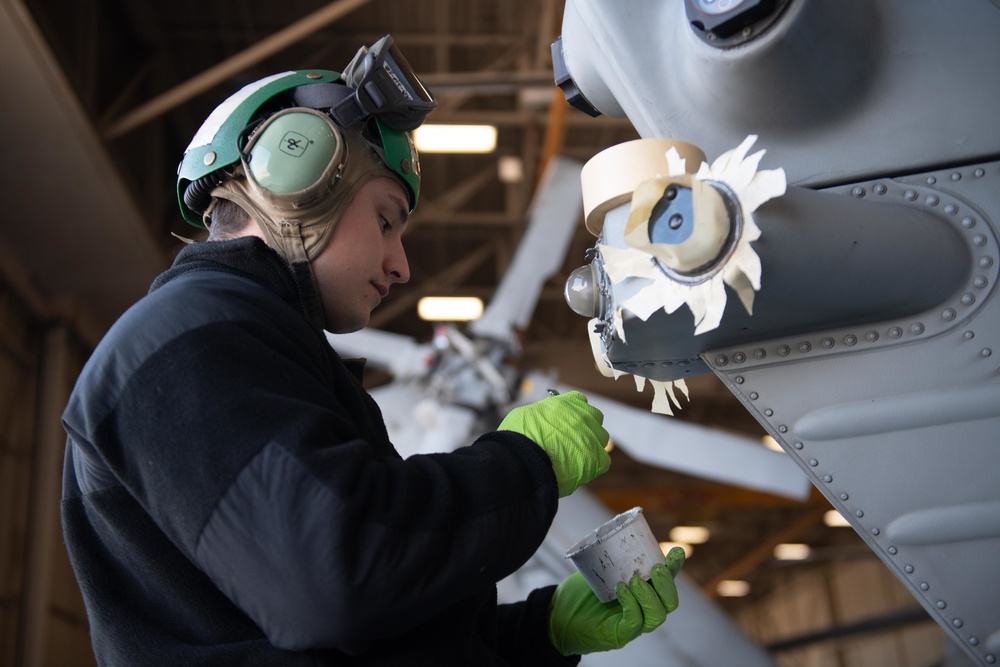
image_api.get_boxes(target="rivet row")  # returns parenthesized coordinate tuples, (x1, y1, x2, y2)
(716, 321, 935, 366)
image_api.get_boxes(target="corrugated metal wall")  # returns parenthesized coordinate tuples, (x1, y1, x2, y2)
(737, 559, 951, 667)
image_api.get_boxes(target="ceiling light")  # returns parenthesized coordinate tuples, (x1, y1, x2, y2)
(773, 543, 811, 561)
(498, 155, 524, 183)
(716, 580, 750, 597)
(669, 525, 710, 544)
(659, 541, 694, 558)
(417, 297, 484, 322)
(824, 509, 852, 527)
(517, 87, 554, 110)
(412, 124, 497, 153)
(762, 435, 785, 453)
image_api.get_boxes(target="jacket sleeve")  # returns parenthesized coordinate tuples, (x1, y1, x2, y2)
(495, 586, 582, 667)
(64, 282, 560, 652)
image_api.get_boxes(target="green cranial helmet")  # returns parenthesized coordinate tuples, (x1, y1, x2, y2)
(177, 36, 434, 228)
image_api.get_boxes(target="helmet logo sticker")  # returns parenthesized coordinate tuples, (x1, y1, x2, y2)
(280, 131, 310, 157)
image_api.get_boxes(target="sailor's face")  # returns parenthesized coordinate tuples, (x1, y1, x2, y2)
(311, 177, 410, 333)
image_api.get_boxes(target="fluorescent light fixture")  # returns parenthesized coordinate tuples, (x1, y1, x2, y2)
(762, 435, 786, 453)
(824, 509, 852, 527)
(669, 526, 710, 544)
(716, 580, 751, 597)
(773, 543, 812, 561)
(417, 297, 484, 322)
(659, 541, 694, 559)
(412, 124, 497, 153)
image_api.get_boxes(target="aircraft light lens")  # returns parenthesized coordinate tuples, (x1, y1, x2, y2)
(565, 264, 598, 317)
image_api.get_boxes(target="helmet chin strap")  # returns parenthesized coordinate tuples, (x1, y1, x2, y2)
(209, 180, 314, 265)
(210, 179, 329, 327)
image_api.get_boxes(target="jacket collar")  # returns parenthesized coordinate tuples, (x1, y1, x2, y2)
(151, 236, 326, 330)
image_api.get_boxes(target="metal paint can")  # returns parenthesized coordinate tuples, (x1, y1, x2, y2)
(564, 506, 662, 602)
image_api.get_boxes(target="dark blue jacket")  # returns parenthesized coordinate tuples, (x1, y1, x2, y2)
(61, 237, 578, 666)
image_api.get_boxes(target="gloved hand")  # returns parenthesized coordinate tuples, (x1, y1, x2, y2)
(498, 391, 611, 497)
(548, 546, 685, 656)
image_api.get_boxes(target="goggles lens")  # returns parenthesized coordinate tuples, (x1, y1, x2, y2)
(343, 35, 437, 131)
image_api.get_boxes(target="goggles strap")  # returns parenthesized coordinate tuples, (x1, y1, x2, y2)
(292, 83, 367, 129)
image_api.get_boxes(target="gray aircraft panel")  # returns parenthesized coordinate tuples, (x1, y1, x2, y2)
(585, 157, 1000, 667)
(710, 329, 1000, 658)
(558, 0, 1000, 188)
(558, 1, 1000, 663)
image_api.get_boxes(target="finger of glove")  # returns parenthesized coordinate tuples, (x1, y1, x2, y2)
(577, 441, 612, 488)
(574, 419, 612, 479)
(551, 574, 623, 656)
(555, 395, 611, 476)
(627, 575, 667, 633)
(561, 390, 590, 405)
(500, 393, 603, 443)
(559, 392, 606, 429)
(664, 546, 686, 578)
(612, 582, 644, 647)
(549, 573, 596, 652)
(650, 563, 680, 614)
(546, 397, 611, 492)
(553, 572, 594, 611)
(556, 437, 613, 496)
(497, 404, 532, 434)
(560, 396, 609, 450)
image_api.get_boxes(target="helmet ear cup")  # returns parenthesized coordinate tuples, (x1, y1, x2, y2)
(245, 110, 344, 204)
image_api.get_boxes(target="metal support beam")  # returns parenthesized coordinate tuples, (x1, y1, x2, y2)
(104, 0, 372, 139)
(702, 505, 828, 597)
(368, 243, 495, 329)
(410, 212, 522, 227)
(417, 165, 499, 218)
(15, 324, 71, 667)
(765, 607, 934, 653)
(535, 0, 568, 182)
(429, 40, 534, 113)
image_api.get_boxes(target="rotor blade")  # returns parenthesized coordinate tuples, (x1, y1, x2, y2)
(326, 328, 432, 378)
(369, 383, 479, 457)
(548, 381, 811, 500)
(469, 155, 584, 340)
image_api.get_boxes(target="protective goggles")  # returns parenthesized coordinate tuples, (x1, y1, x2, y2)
(314, 34, 437, 133)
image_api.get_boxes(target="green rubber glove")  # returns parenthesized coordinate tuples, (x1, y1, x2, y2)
(499, 391, 611, 497)
(548, 547, 686, 656)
